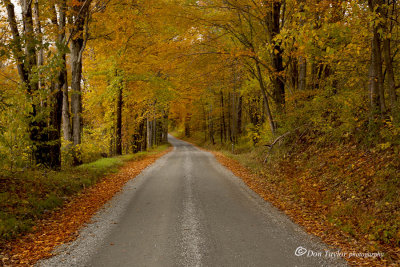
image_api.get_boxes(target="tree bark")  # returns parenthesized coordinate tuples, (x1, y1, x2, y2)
(116, 82, 123, 155)
(5, 0, 51, 166)
(369, 27, 381, 118)
(265, 1, 285, 112)
(220, 90, 226, 144)
(237, 95, 243, 135)
(52, 1, 72, 143)
(71, 38, 83, 164)
(146, 116, 152, 149)
(255, 62, 276, 134)
(368, 0, 386, 118)
(209, 104, 215, 145)
(298, 57, 306, 91)
(70, 0, 91, 165)
(383, 38, 397, 116)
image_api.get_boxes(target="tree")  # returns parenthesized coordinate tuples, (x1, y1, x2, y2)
(3, 0, 54, 167)
(70, 0, 92, 165)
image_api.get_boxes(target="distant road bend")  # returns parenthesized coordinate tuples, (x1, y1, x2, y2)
(38, 135, 347, 267)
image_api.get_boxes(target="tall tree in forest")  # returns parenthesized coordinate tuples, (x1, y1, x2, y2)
(51, 0, 72, 145)
(70, 0, 92, 165)
(3, 0, 53, 167)
(368, 0, 386, 121)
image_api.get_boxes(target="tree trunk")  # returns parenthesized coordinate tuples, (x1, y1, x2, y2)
(220, 90, 226, 144)
(146, 116, 152, 149)
(209, 104, 215, 145)
(383, 38, 397, 117)
(231, 91, 237, 144)
(237, 95, 243, 135)
(45, 1, 68, 169)
(71, 38, 83, 164)
(266, 1, 285, 112)
(227, 92, 232, 142)
(116, 84, 123, 155)
(53, 1, 72, 144)
(375, 35, 386, 114)
(368, 0, 386, 119)
(256, 62, 276, 134)
(5, 0, 51, 166)
(163, 109, 169, 143)
(369, 26, 381, 119)
(298, 57, 306, 91)
(70, 0, 90, 165)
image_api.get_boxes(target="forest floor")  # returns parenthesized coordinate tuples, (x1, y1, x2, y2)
(0, 145, 171, 266)
(172, 133, 400, 266)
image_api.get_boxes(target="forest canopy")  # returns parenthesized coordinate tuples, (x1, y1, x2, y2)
(0, 0, 399, 168)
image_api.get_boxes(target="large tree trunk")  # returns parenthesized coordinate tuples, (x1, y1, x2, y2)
(53, 1, 72, 144)
(70, 37, 84, 164)
(70, 0, 91, 165)
(368, 0, 386, 118)
(265, 1, 285, 112)
(44, 1, 68, 169)
(369, 25, 382, 119)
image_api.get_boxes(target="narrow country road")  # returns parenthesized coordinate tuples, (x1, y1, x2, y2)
(39, 135, 347, 267)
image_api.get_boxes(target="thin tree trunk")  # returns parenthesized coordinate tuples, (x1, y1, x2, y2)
(163, 109, 169, 143)
(115, 81, 123, 155)
(375, 35, 386, 114)
(146, 115, 152, 149)
(298, 57, 306, 91)
(237, 95, 243, 135)
(227, 92, 232, 142)
(231, 91, 237, 144)
(256, 62, 276, 134)
(209, 104, 215, 145)
(220, 90, 226, 144)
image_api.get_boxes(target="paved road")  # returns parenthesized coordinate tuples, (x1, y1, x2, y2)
(39, 135, 347, 267)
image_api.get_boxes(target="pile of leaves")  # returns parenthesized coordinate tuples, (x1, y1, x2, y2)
(0, 147, 171, 266)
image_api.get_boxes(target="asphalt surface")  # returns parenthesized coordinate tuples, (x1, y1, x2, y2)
(38, 135, 347, 267)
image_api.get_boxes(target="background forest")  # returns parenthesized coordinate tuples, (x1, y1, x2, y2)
(0, 0, 400, 264)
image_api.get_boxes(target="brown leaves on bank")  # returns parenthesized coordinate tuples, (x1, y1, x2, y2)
(0, 148, 171, 266)
(212, 151, 400, 267)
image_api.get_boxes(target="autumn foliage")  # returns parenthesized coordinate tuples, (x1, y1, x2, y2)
(1, 0, 400, 266)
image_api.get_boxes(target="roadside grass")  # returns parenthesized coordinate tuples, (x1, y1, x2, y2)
(171, 131, 400, 262)
(0, 144, 170, 246)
